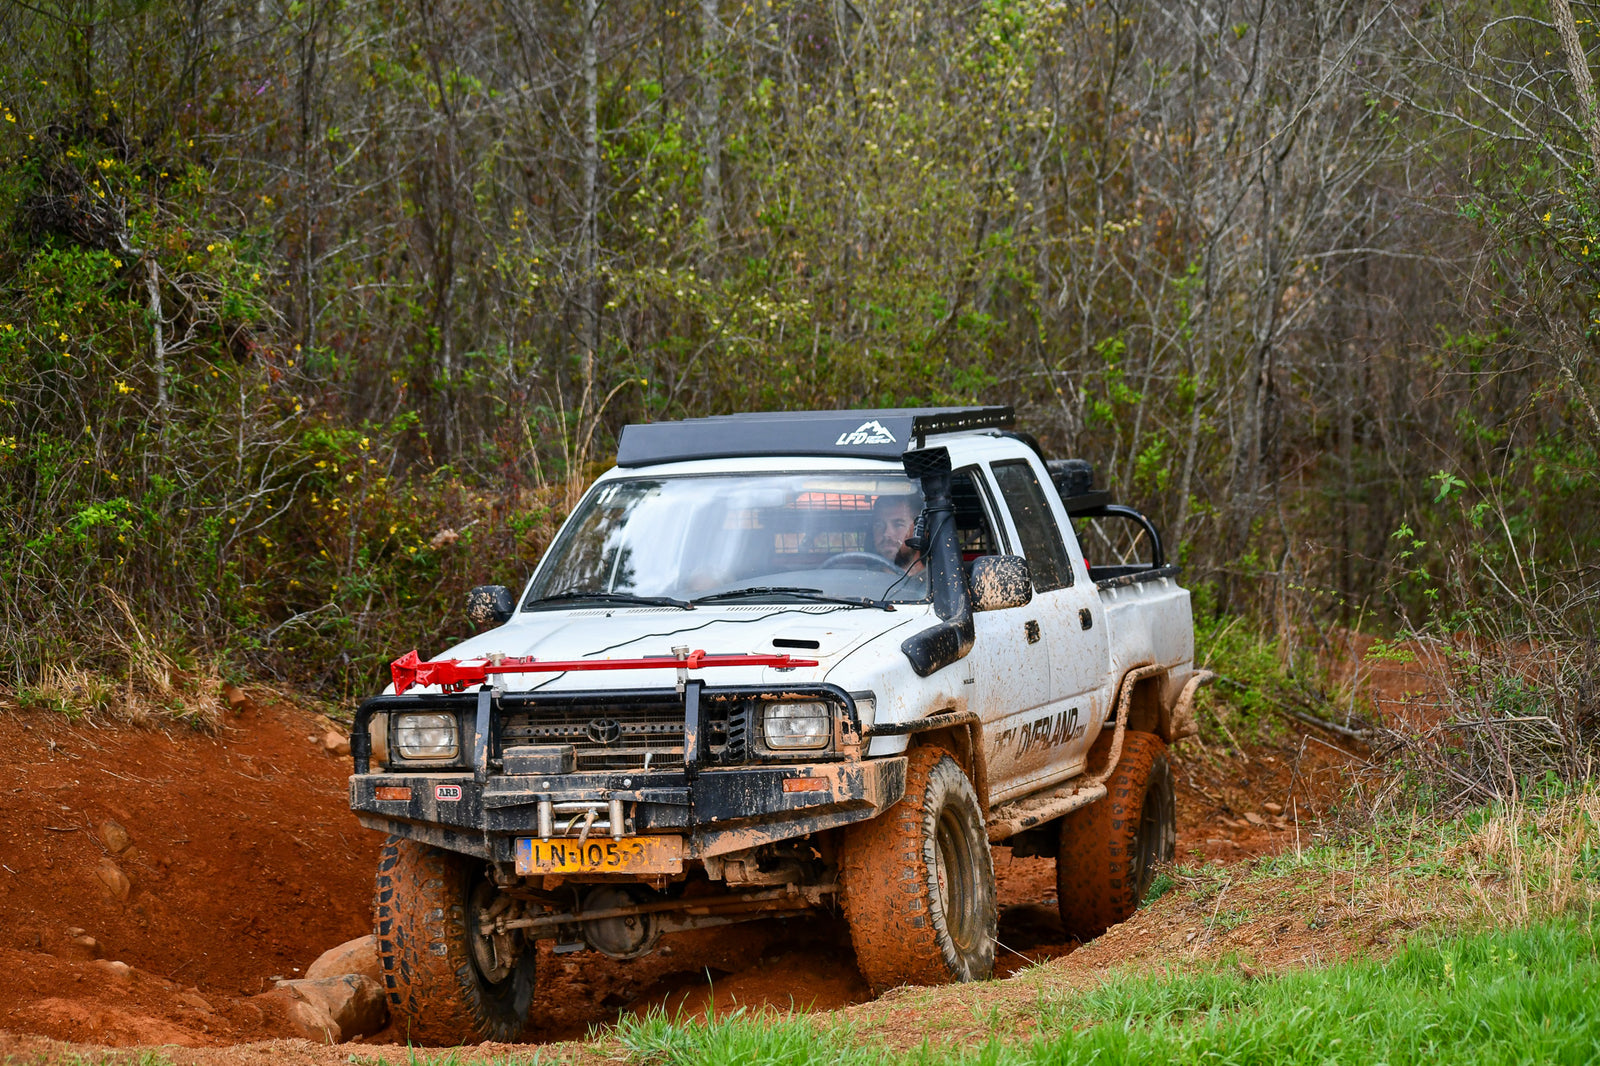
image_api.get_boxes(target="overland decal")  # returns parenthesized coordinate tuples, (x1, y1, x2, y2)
(993, 707, 1086, 756)
(835, 420, 897, 446)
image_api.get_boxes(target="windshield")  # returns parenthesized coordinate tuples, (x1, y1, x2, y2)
(526, 473, 930, 607)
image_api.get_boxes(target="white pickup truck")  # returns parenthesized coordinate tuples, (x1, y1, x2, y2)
(349, 407, 1207, 1043)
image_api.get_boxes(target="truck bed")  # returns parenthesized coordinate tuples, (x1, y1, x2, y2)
(1096, 565, 1195, 679)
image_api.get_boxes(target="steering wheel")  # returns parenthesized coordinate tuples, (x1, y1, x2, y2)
(820, 551, 904, 574)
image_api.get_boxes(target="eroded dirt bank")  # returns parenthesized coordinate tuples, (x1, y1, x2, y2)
(0, 684, 1365, 1057)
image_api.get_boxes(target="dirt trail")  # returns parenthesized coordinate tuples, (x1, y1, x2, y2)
(0, 687, 1365, 1057)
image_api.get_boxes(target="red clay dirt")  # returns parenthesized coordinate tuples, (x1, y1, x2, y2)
(0, 687, 1365, 1056)
(0, 695, 372, 1045)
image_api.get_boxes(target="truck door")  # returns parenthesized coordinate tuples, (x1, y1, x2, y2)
(948, 468, 1053, 800)
(986, 458, 1111, 797)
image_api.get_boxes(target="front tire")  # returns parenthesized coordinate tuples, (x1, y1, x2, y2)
(840, 746, 997, 992)
(1056, 731, 1175, 940)
(373, 837, 536, 1044)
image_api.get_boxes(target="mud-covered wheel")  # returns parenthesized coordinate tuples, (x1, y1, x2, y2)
(1056, 731, 1175, 940)
(373, 837, 536, 1044)
(840, 746, 997, 992)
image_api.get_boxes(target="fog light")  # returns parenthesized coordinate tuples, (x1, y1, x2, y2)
(394, 712, 459, 759)
(762, 701, 830, 751)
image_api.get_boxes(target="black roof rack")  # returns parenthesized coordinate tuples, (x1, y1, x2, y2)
(615, 407, 1014, 467)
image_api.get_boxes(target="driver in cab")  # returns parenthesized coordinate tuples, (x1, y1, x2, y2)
(871, 493, 927, 577)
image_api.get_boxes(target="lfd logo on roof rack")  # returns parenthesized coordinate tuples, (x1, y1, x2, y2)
(835, 420, 896, 446)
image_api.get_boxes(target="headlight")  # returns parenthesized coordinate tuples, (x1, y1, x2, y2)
(762, 701, 831, 751)
(393, 712, 459, 760)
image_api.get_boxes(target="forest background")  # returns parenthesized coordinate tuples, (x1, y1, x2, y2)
(1, 0, 1597, 731)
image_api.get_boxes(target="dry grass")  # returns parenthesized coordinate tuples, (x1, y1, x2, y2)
(1446, 790, 1600, 923)
(1256, 784, 1600, 939)
(3, 659, 226, 732)
(3, 589, 225, 731)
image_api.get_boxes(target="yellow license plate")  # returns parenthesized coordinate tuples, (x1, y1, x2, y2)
(514, 834, 684, 875)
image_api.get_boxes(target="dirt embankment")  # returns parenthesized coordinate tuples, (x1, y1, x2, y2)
(0, 696, 372, 1045)
(0, 680, 1372, 1059)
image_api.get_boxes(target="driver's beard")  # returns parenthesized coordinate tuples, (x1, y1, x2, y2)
(893, 542, 919, 568)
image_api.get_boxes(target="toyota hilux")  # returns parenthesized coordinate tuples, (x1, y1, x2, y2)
(348, 407, 1209, 1043)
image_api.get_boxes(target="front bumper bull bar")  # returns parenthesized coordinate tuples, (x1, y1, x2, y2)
(350, 759, 906, 863)
(348, 681, 907, 865)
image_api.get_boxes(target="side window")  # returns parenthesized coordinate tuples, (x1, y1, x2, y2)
(952, 468, 1004, 559)
(990, 460, 1073, 591)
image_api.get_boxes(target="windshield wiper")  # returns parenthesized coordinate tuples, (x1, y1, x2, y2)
(694, 586, 896, 611)
(530, 590, 694, 610)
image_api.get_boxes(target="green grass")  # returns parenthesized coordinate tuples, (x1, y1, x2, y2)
(613, 917, 1600, 1066)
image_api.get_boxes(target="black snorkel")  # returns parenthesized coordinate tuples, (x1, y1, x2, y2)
(898, 446, 975, 677)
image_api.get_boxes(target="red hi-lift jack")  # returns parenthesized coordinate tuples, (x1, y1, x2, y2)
(389, 647, 820, 696)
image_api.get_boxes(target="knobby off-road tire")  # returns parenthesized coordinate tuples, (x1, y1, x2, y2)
(373, 837, 536, 1044)
(840, 746, 997, 992)
(1056, 731, 1175, 941)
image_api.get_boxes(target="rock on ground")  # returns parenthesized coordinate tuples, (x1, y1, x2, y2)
(264, 974, 387, 1042)
(256, 987, 340, 1044)
(305, 935, 381, 984)
(97, 820, 132, 854)
(94, 858, 130, 901)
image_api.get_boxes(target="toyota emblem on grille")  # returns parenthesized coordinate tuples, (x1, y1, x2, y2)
(585, 717, 623, 745)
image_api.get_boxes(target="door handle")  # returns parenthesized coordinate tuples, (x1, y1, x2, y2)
(1025, 620, 1041, 644)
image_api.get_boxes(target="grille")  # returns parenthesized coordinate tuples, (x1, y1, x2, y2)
(498, 702, 732, 771)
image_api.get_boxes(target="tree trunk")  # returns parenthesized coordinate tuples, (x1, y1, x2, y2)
(144, 254, 168, 424)
(697, 0, 723, 264)
(577, 0, 601, 479)
(294, 0, 322, 355)
(1552, 0, 1600, 175)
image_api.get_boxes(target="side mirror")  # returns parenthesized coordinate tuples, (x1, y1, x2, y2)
(969, 555, 1032, 612)
(467, 585, 515, 628)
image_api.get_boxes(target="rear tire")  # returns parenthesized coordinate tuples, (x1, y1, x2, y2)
(840, 746, 997, 992)
(1056, 731, 1175, 940)
(373, 837, 536, 1044)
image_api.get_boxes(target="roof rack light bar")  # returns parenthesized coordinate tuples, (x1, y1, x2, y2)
(908, 406, 1014, 447)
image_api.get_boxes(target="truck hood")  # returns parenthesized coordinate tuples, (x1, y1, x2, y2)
(395, 603, 928, 694)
